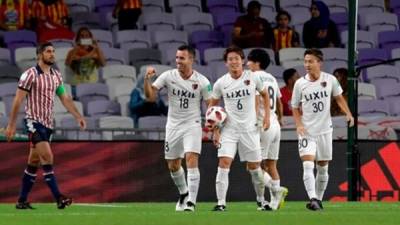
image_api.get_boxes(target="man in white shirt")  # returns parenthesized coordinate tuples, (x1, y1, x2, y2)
(208, 46, 271, 211)
(144, 45, 212, 212)
(291, 48, 354, 210)
(247, 49, 288, 211)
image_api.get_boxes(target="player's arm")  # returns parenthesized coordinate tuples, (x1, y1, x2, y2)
(276, 97, 283, 125)
(57, 84, 86, 130)
(291, 81, 306, 136)
(255, 95, 260, 118)
(5, 89, 28, 142)
(259, 88, 271, 130)
(334, 95, 354, 127)
(143, 66, 158, 102)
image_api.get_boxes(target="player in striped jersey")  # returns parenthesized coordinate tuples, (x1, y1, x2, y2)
(5, 42, 86, 210)
(247, 49, 288, 211)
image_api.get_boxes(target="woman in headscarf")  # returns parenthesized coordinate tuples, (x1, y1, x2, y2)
(302, 1, 341, 48)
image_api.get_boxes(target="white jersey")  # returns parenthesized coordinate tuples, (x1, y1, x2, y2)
(291, 72, 343, 135)
(213, 70, 265, 132)
(153, 69, 212, 130)
(254, 70, 281, 124)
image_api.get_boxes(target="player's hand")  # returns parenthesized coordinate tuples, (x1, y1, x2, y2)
(346, 114, 354, 127)
(145, 66, 156, 79)
(5, 124, 16, 142)
(263, 116, 270, 130)
(296, 126, 306, 136)
(212, 128, 221, 148)
(76, 117, 86, 130)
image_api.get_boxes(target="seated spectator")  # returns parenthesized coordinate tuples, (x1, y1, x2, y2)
(129, 75, 167, 126)
(65, 27, 106, 97)
(232, 0, 273, 49)
(280, 68, 300, 116)
(331, 68, 348, 116)
(113, 0, 142, 30)
(302, 1, 340, 48)
(272, 10, 300, 52)
(0, 0, 30, 31)
(31, 0, 74, 43)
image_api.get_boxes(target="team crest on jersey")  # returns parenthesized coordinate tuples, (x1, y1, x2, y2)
(321, 81, 327, 87)
(244, 80, 250, 85)
(192, 83, 198, 90)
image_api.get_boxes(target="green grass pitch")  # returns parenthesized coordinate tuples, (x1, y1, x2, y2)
(1, 202, 399, 225)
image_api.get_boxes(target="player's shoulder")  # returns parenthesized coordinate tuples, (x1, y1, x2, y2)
(193, 70, 210, 82)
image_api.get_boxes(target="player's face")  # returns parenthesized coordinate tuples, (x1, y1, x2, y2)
(304, 54, 321, 76)
(176, 50, 193, 73)
(246, 60, 259, 72)
(226, 52, 243, 74)
(40, 46, 56, 66)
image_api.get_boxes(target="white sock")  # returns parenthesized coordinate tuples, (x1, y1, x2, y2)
(187, 168, 200, 204)
(303, 161, 317, 199)
(316, 164, 329, 201)
(170, 167, 188, 194)
(263, 171, 272, 189)
(249, 167, 265, 203)
(270, 179, 281, 200)
(216, 167, 229, 206)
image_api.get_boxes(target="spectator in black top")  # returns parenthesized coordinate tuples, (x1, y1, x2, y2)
(302, 1, 340, 48)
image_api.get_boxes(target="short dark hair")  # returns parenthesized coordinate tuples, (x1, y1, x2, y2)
(178, 45, 196, 58)
(283, 68, 297, 85)
(36, 42, 54, 55)
(223, 46, 244, 62)
(247, 48, 270, 70)
(247, 0, 261, 11)
(304, 48, 323, 61)
(276, 10, 291, 22)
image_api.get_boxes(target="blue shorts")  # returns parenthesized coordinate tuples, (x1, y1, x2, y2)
(25, 119, 53, 145)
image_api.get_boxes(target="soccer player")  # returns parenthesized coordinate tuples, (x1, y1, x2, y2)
(208, 46, 271, 211)
(291, 49, 354, 210)
(144, 45, 212, 212)
(5, 42, 86, 209)
(246, 49, 288, 210)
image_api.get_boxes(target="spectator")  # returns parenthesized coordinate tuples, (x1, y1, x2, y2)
(0, 0, 31, 31)
(65, 27, 106, 97)
(31, 0, 74, 43)
(272, 10, 300, 52)
(232, 0, 273, 49)
(113, 0, 142, 30)
(280, 68, 300, 116)
(129, 85, 168, 127)
(331, 68, 348, 116)
(302, 1, 340, 48)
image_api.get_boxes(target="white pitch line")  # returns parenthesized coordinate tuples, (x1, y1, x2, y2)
(74, 203, 129, 208)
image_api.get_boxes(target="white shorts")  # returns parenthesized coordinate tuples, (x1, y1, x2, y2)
(260, 120, 281, 160)
(298, 132, 332, 161)
(218, 129, 261, 162)
(164, 126, 202, 159)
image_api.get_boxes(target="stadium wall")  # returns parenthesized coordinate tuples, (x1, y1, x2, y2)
(0, 141, 399, 203)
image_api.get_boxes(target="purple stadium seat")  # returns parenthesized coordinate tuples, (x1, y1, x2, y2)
(3, 30, 37, 63)
(378, 30, 400, 52)
(65, 0, 92, 13)
(0, 65, 21, 83)
(60, 116, 100, 140)
(102, 47, 126, 65)
(75, 83, 109, 115)
(0, 48, 11, 66)
(138, 115, 167, 140)
(141, 12, 176, 31)
(91, 29, 113, 48)
(71, 12, 102, 31)
(129, 48, 162, 71)
(213, 12, 242, 31)
(388, 98, 400, 116)
(170, 0, 202, 13)
(358, 99, 390, 117)
(94, 0, 116, 14)
(330, 12, 348, 33)
(190, 30, 224, 63)
(178, 12, 214, 34)
(266, 65, 285, 81)
(87, 100, 121, 117)
(115, 30, 152, 49)
(366, 65, 400, 83)
(374, 82, 400, 100)
(357, 48, 389, 66)
(207, 0, 239, 15)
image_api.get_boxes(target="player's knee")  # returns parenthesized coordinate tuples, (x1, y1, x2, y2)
(185, 152, 199, 168)
(316, 164, 329, 175)
(167, 160, 181, 172)
(218, 157, 232, 169)
(246, 161, 260, 170)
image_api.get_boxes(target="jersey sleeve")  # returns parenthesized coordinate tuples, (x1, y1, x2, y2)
(212, 79, 222, 99)
(152, 71, 168, 90)
(201, 77, 212, 100)
(331, 76, 343, 97)
(291, 80, 302, 109)
(18, 69, 35, 92)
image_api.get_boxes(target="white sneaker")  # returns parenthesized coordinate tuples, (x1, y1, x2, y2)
(175, 192, 189, 211)
(270, 187, 288, 210)
(183, 201, 195, 211)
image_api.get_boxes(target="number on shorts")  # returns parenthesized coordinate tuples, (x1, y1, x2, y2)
(165, 141, 169, 152)
(298, 138, 308, 149)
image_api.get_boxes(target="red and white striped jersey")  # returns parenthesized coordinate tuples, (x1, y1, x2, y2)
(18, 65, 63, 129)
